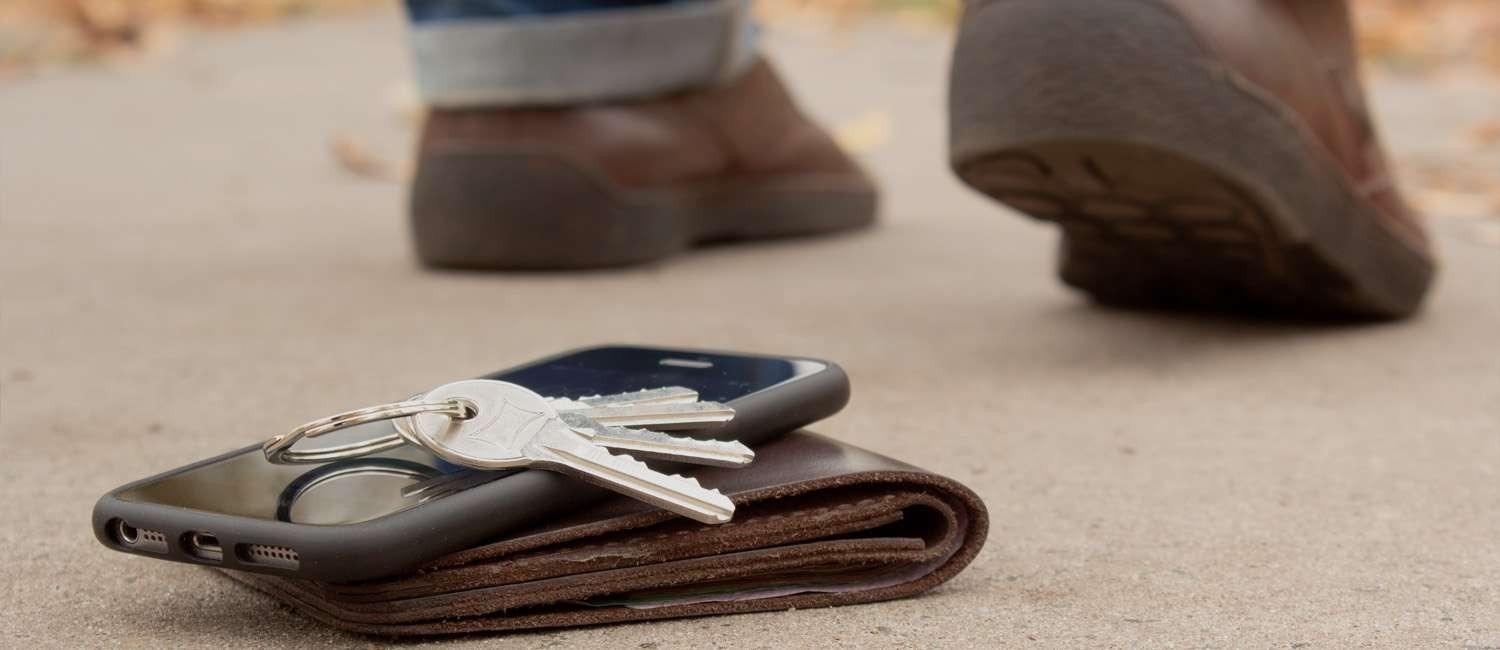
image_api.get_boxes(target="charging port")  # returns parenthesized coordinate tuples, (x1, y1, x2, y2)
(185, 532, 223, 562)
(113, 519, 168, 554)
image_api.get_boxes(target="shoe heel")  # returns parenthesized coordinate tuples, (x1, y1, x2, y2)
(948, 0, 1433, 317)
(410, 148, 687, 270)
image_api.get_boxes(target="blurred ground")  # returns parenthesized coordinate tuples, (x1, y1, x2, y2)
(2, 3, 1498, 649)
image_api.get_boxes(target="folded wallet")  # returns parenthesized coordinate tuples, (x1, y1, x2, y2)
(225, 431, 988, 635)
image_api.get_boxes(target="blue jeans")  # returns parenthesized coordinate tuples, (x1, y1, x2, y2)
(406, 1, 698, 20)
(403, 0, 756, 107)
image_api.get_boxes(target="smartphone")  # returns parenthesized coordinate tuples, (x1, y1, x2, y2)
(93, 345, 848, 582)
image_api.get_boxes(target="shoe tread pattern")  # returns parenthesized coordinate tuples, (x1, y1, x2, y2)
(960, 142, 1374, 318)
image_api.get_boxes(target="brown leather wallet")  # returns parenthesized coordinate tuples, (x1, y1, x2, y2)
(224, 431, 988, 636)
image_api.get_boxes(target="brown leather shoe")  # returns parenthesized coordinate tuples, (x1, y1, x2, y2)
(949, 0, 1435, 318)
(411, 59, 877, 270)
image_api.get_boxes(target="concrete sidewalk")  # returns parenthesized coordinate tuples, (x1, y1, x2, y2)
(1, 10, 1497, 648)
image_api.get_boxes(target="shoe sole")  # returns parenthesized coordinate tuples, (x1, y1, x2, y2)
(949, 0, 1434, 318)
(411, 146, 877, 270)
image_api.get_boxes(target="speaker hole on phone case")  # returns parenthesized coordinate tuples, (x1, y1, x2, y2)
(237, 543, 300, 570)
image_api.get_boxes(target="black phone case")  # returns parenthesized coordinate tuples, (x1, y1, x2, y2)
(92, 345, 851, 583)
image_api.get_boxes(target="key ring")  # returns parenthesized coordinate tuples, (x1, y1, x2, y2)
(274, 458, 443, 522)
(263, 398, 475, 464)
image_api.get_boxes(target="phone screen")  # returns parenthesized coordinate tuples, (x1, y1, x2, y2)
(116, 347, 825, 525)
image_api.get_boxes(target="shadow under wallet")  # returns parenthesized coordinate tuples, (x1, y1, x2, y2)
(224, 431, 988, 636)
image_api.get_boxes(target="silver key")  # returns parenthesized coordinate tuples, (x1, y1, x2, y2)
(402, 385, 753, 467)
(400, 380, 741, 524)
(551, 399, 735, 431)
(557, 386, 701, 407)
(549, 386, 751, 465)
(565, 421, 754, 467)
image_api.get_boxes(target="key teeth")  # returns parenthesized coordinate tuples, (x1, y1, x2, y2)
(537, 438, 735, 524)
(600, 446, 699, 483)
(585, 425, 754, 467)
(577, 386, 702, 407)
(667, 472, 711, 490)
(663, 472, 730, 505)
(605, 451, 730, 502)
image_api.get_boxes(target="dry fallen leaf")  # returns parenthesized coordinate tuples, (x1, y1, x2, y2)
(1467, 120, 1500, 149)
(329, 132, 399, 182)
(833, 110, 892, 156)
(0, 0, 382, 71)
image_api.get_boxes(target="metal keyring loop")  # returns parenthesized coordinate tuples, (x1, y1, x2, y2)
(274, 458, 442, 522)
(263, 399, 472, 464)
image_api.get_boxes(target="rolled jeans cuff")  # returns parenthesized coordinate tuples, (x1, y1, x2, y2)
(408, 0, 756, 107)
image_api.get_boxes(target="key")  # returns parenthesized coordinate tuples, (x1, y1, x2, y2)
(400, 380, 741, 524)
(548, 386, 751, 466)
(564, 420, 754, 467)
(569, 403, 734, 430)
(399, 385, 752, 468)
(556, 386, 701, 408)
(552, 400, 735, 431)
